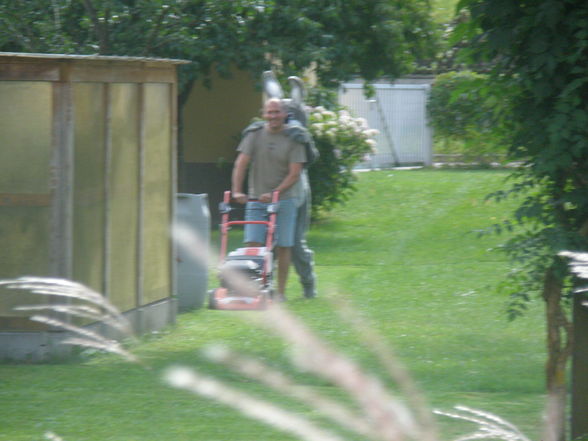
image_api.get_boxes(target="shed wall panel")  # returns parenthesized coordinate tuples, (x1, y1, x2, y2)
(0, 206, 51, 317)
(72, 83, 106, 295)
(0, 82, 52, 318)
(0, 82, 52, 192)
(143, 84, 172, 305)
(108, 84, 140, 311)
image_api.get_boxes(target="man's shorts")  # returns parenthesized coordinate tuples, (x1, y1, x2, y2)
(244, 199, 298, 247)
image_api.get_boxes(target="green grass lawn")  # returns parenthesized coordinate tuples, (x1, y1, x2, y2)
(0, 169, 546, 441)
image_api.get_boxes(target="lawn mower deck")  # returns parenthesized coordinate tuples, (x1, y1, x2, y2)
(209, 191, 278, 310)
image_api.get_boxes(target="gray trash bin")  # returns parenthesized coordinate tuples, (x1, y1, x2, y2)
(176, 193, 210, 311)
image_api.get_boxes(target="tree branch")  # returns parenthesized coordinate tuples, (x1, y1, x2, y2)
(143, 5, 169, 56)
(81, 0, 109, 53)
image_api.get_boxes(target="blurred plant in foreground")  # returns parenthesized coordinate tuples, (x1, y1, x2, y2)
(0, 277, 138, 363)
(433, 406, 531, 441)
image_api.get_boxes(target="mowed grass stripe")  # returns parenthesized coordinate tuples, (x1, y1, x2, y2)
(0, 169, 545, 441)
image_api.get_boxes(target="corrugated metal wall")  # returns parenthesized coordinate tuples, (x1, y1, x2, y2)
(339, 82, 433, 168)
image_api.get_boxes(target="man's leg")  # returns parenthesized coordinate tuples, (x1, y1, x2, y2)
(244, 201, 267, 247)
(276, 246, 291, 301)
(274, 199, 298, 301)
(291, 179, 317, 298)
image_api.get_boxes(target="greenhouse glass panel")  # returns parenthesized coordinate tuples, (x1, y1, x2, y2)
(0, 82, 52, 317)
(73, 83, 106, 296)
(142, 84, 172, 305)
(108, 83, 139, 312)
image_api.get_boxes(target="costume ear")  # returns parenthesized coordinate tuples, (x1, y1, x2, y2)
(263, 71, 284, 99)
(288, 76, 306, 105)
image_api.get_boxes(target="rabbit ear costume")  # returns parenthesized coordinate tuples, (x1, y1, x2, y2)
(243, 71, 319, 164)
(264, 71, 308, 130)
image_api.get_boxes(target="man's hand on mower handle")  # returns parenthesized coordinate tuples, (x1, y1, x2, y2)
(232, 192, 248, 204)
(232, 192, 273, 204)
(258, 193, 272, 203)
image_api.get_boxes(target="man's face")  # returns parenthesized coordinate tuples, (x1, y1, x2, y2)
(263, 100, 287, 132)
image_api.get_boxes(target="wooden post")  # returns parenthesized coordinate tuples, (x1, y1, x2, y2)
(51, 65, 74, 280)
(572, 292, 588, 439)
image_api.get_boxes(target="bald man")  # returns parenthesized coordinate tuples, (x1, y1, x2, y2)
(231, 98, 307, 301)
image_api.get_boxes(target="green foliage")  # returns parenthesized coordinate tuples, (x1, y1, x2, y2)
(455, 0, 588, 299)
(306, 86, 340, 110)
(0, 0, 438, 94)
(430, 0, 460, 24)
(261, 0, 438, 85)
(306, 106, 378, 217)
(0, 0, 192, 56)
(456, 3, 588, 432)
(428, 71, 488, 139)
(428, 70, 507, 162)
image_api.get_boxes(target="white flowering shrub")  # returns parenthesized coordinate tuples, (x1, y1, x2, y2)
(307, 106, 378, 217)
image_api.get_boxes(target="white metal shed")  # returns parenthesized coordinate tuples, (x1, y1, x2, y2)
(339, 79, 433, 168)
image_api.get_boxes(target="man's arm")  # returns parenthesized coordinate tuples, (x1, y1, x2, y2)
(231, 152, 251, 204)
(259, 162, 303, 202)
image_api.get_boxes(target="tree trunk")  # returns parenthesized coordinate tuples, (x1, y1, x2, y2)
(82, 0, 109, 54)
(542, 267, 573, 441)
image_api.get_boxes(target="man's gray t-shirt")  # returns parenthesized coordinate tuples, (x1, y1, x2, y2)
(237, 126, 307, 201)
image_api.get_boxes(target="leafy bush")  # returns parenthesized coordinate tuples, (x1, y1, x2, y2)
(427, 70, 507, 164)
(307, 106, 378, 217)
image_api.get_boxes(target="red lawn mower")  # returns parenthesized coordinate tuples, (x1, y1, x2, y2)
(208, 190, 279, 310)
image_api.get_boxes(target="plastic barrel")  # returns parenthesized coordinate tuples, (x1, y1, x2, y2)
(175, 193, 211, 311)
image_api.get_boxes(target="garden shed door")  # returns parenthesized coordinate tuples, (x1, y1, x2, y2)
(339, 81, 433, 168)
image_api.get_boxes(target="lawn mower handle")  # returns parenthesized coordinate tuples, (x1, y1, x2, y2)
(218, 190, 279, 260)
